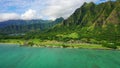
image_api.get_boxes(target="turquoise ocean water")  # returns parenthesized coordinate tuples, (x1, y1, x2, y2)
(0, 44, 120, 68)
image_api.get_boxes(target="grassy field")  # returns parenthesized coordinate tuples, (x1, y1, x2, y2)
(0, 39, 24, 44)
(0, 39, 112, 50)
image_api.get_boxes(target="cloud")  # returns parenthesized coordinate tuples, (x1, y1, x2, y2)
(0, 13, 20, 22)
(42, 0, 98, 20)
(21, 9, 37, 20)
(0, 0, 108, 21)
(0, 9, 42, 22)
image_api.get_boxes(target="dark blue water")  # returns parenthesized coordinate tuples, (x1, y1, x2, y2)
(0, 44, 120, 68)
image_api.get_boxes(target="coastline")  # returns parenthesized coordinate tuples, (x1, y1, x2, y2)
(0, 42, 114, 50)
(27, 44, 113, 50)
(0, 43, 19, 45)
(0, 39, 119, 50)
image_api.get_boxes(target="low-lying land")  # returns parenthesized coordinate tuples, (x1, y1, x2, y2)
(0, 39, 119, 50)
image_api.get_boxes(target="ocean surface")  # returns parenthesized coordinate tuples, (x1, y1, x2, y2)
(0, 44, 120, 68)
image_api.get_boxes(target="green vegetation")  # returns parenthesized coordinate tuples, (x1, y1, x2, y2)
(0, 39, 110, 49)
(102, 42, 117, 49)
(0, 1, 120, 49)
(0, 17, 64, 34)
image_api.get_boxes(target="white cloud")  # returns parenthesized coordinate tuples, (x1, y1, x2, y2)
(0, 0, 106, 21)
(21, 9, 37, 20)
(0, 9, 43, 22)
(42, 0, 98, 20)
(0, 13, 20, 22)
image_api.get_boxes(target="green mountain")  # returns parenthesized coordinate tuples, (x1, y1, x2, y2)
(63, 1, 120, 26)
(40, 1, 120, 43)
(0, 17, 64, 34)
(1, 1, 120, 45)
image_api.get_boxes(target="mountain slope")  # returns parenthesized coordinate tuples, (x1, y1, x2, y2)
(0, 1, 120, 43)
(63, 1, 120, 26)
(45, 1, 120, 42)
(0, 17, 64, 34)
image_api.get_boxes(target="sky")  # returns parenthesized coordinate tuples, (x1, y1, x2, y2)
(0, 0, 111, 22)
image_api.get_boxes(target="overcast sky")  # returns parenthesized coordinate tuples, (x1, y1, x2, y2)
(0, 0, 112, 22)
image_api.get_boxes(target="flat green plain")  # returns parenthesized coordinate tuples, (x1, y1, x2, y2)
(0, 44, 120, 68)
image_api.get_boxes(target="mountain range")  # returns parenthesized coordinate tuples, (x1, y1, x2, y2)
(0, 1, 120, 43)
(42, 1, 120, 42)
(0, 17, 64, 34)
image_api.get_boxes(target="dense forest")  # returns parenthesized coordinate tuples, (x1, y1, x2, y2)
(0, 1, 120, 49)
(0, 17, 64, 34)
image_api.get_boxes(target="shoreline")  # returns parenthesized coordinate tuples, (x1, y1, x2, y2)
(0, 42, 119, 50)
(13, 43, 117, 50)
(20, 44, 120, 51)
(0, 43, 19, 45)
